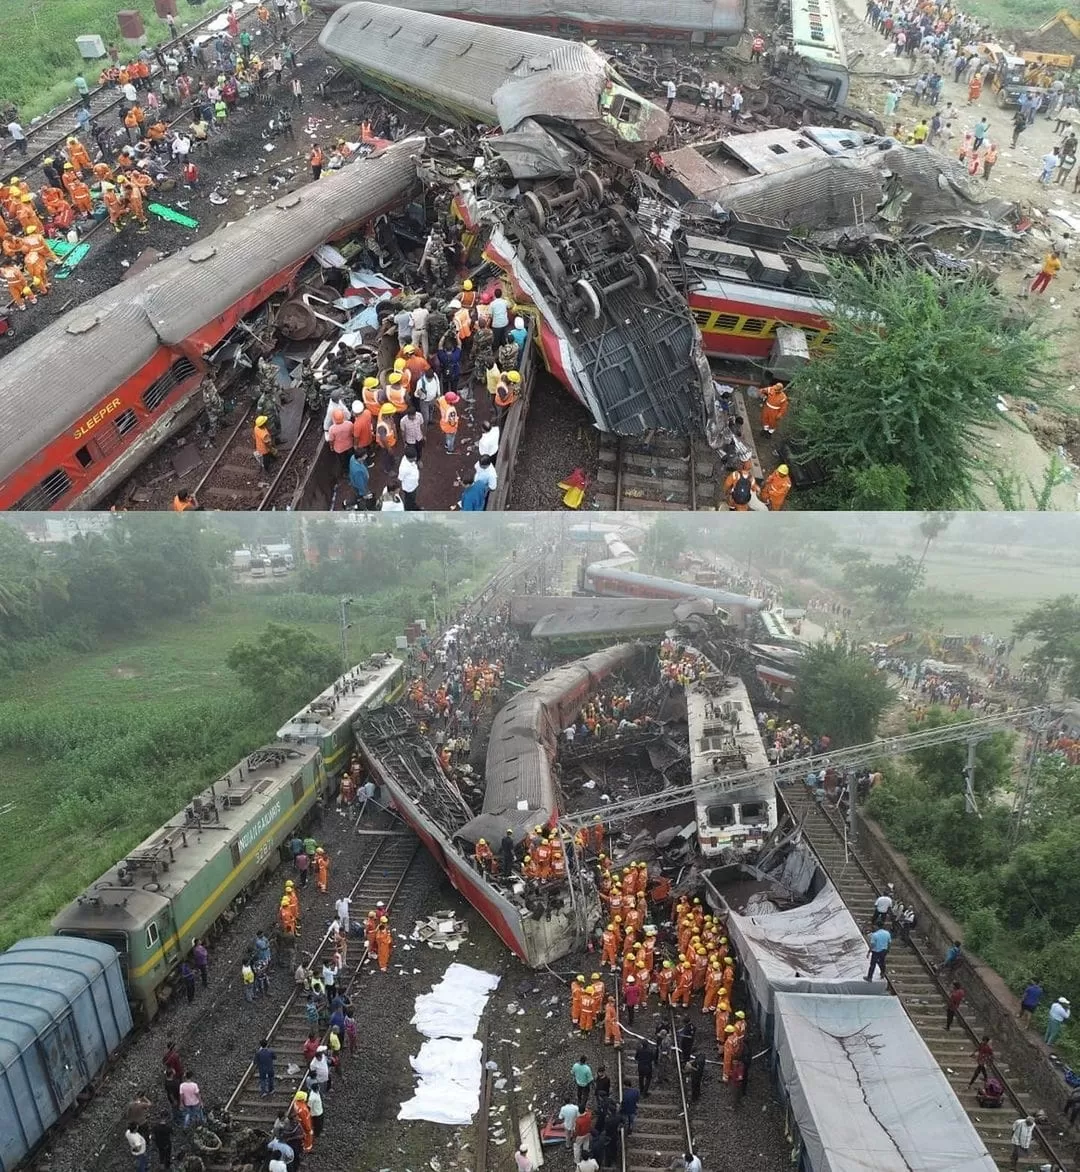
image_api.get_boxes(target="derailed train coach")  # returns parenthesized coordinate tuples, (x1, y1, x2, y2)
(0, 141, 423, 512)
(312, 0, 747, 47)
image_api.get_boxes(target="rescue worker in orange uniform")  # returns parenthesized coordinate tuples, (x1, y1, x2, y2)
(723, 462, 758, 511)
(1, 262, 34, 309)
(15, 196, 43, 234)
(578, 984, 598, 1034)
(494, 369, 520, 426)
(41, 186, 69, 218)
(279, 896, 297, 937)
(61, 164, 81, 197)
(65, 136, 92, 172)
(102, 184, 126, 232)
(385, 371, 409, 413)
(703, 961, 723, 1013)
(1, 231, 23, 260)
(967, 72, 982, 103)
(534, 836, 553, 880)
(601, 923, 619, 968)
(375, 402, 398, 471)
(570, 974, 585, 1028)
(722, 1024, 740, 1081)
(591, 814, 605, 853)
(313, 846, 329, 893)
(656, 960, 675, 1005)
(121, 178, 148, 230)
(254, 414, 276, 471)
(437, 390, 460, 453)
(759, 381, 789, 434)
(364, 910, 379, 957)
(284, 880, 300, 924)
(292, 1090, 315, 1151)
(673, 961, 694, 1008)
(67, 177, 94, 217)
(721, 958, 736, 998)
(604, 995, 622, 1047)
(714, 999, 730, 1045)
(758, 464, 792, 511)
(375, 917, 393, 972)
(732, 1009, 747, 1044)
(474, 838, 494, 875)
(459, 278, 477, 309)
(93, 161, 115, 184)
(23, 247, 51, 295)
(691, 947, 709, 993)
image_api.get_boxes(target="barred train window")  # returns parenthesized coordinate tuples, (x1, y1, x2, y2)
(12, 467, 72, 511)
(142, 358, 198, 413)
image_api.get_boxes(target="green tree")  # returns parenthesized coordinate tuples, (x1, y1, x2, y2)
(915, 512, 952, 574)
(226, 623, 341, 712)
(792, 643, 895, 747)
(1014, 595, 1080, 697)
(848, 463, 912, 510)
(789, 255, 1057, 509)
(835, 550, 925, 609)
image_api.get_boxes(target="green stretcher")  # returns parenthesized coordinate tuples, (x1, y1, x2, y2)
(148, 203, 199, 228)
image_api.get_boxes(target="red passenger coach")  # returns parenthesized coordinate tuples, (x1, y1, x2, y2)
(687, 279, 833, 361)
(0, 141, 422, 511)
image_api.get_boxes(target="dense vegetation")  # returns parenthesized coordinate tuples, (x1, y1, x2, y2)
(0, 516, 494, 948)
(791, 642, 896, 748)
(789, 257, 1058, 510)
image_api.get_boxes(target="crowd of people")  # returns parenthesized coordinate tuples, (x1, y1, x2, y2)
(3, 7, 309, 314)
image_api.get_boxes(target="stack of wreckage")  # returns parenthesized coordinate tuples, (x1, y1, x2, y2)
(313, 3, 1023, 448)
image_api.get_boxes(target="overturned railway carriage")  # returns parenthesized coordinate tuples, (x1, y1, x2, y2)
(584, 564, 764, 626)
(276, 654, 405, 779)
(51, 745, 324, 1019)
(354, 644, 640, 964)
(314, 0, 746, 47)
(0, 142, 422, 511)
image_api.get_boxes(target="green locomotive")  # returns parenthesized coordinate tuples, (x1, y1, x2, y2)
(51, 744, 325, 1019)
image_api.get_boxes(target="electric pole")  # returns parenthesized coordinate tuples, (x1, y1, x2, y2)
(963, 738, 979, 816)
(339, 597, 353, 673)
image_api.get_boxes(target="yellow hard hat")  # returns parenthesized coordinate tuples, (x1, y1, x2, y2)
(626, 975, 635, 983)
(285, 880, 294, 888)
(256, 415, 269, 426)
(402, 343, 416, 354)
(506, 370, 522, 383)
(591, 973, 600, 981)
(524, 854, 531, 862)
(294, 1090, 308, 1102)
(64, 162, 74, 170)
(725, 1024, 735, 1034)
(363, 376, 378, 389)
(735, 1010, 745, 1019)
(663, 960, 673, 969)
(393, 357, 406, 371)
(280, 897, 290, 906)
(777, 464, 789, 476)
(607, 923, 614, 931)
(388, 372, 402, 385)
(577, 974, 586, 982)
(478, 838, 486, 845)
(379, 403, 396, 416)
(462, 279, 473, 291)
(379, 916, 388, 923)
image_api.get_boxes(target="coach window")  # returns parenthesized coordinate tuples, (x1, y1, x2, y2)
(292, 775, 305, 803)
(12, 467, 73, 510)
(141, 357, 198, 413)
(706, 803, 736, 827)
(146, 922, 160, 950)
(74, 445, 94, 468)
(230, 841, 241, 868)
(741, 801, 767, 820)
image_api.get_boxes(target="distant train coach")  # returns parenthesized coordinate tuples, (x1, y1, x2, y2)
(51, 744, 324, 1019)
(313, 0, 746, 46)
(583, 563, 764, 626)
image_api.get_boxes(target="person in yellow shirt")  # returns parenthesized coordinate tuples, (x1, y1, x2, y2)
(1030, 250, 1062, 295)
(912, 118, 929, 144)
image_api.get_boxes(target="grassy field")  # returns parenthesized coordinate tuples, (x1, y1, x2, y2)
(0, 578, 492, 950)
(1, 0, 225, 122)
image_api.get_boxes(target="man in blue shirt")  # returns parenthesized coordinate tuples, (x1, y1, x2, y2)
(349, 452, 370, 508)
(1019, 978, 1043, 1023)
(571, 1055, 594, 1111)
(490, 285, 510, 347)
(255, 1040, 276, 1095)
(867, 926, 891, 981)
(459, 471, 487, 511)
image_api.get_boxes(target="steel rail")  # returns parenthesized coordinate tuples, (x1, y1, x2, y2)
(223, 832, 418, 1113)
(666, 1005, 695, 1159)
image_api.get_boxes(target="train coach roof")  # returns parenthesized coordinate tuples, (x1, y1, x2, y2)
(0, 141, 422, 487)
(321, 3, 626, 130)
(774, 992, 999, 1172)
(0, 938, 121, 1062)
(587, 565, 764, 611)
(529, 597, 714, 639)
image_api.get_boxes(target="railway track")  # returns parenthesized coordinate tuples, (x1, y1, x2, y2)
(782, 783, 1072, 1172)
(595, 434, 718, 511)
(212, 829, 418, 1153)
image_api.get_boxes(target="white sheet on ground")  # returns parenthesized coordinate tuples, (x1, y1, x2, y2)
(398, 963, 500, 1124)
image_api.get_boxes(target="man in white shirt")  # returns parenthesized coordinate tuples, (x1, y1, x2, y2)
(335, 895, 351, 933)
(665, 77, 677, 110)
(171, 132, 191, 161)
(6, 120, 27, 155)
(474, 454, 498, 492)
(1010, 1115, 1034, 1167)
(873, 890, 894, 926)
(478, 421, 500, 459)
(380, 482, 406, 511)
(558, 1100, 579, 1149)
(126, 1126, 149, 1172)
(398, 445, 421, 510)
(268, 1159, 288, 1172)
(576, 1159, 599, 1172)
(412, 301, 431, 355)
(122, 80, 138, 104)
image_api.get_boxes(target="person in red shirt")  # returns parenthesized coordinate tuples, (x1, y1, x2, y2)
(946, 981, 966, 1030)
(967, 1035, 993, 1085)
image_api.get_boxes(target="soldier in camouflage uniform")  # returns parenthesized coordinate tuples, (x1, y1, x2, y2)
(426, 304, 449, 354)
(202, 375, 225, 438)
(497, 339, 519, 373)
(255, 358, 283, 443)
(298, 360, 322, 414)
(470, 319, 494, 392)
(420, 224, 448, 290)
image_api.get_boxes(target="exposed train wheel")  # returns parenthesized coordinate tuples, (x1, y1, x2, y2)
(610, 205, 646, 251)
(534, 235, 567, 288)
(637, 254, 661, 293)
(748, 90, 770, 114)
(522, 190, 547, 230)
(579, 169, 605, 204)
(574, 278, 603, 321)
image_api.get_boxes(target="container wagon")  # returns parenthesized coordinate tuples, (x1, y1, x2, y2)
(0, 938, 133, 1172)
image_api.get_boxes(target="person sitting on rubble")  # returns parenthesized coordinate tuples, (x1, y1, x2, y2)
(975, 1077, 1004, 1108)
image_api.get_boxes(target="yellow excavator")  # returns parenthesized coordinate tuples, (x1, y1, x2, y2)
(1031, 10, 1079, 67)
